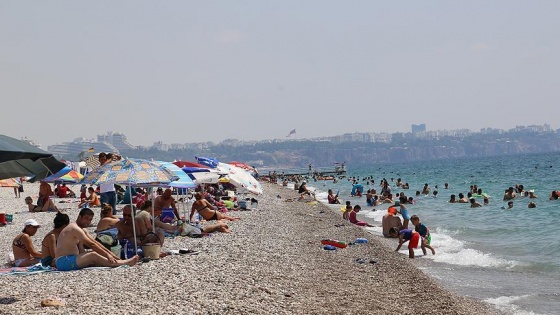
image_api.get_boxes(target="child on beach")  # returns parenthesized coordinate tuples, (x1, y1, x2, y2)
(349, 205, 374, 227)
(410, 215, 436, 256)
(388, 227, 419, 259)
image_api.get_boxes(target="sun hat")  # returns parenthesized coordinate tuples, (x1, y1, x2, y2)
(24, 219, 41, 227)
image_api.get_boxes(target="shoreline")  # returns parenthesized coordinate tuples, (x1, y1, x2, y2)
(0, 182, 497, 314)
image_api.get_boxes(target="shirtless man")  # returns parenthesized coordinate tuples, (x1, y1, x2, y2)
(55, 208, 138, 271)
(153, 188, 180, 220)
(382, 206, 404, 238)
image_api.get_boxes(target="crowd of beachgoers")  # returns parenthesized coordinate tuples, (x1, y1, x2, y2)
(0, 161, 502, 313)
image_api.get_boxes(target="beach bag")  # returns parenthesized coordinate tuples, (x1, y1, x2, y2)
(142, 243, 161, 260)
(95, 228, 118, 249)
(181, 223, 202, 238)
(95, 234, 117, 250)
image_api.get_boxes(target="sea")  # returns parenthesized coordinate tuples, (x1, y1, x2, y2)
(278, 152, 560, 315)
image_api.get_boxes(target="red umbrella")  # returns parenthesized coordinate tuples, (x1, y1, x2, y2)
(229, 161, 254, 171)
(172, 161, 209, 169)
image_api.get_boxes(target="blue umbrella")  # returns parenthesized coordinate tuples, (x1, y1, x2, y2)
(195, 156, 219, 168)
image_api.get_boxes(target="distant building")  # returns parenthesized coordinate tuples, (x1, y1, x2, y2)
(97, 131, 136, 151)
(412, 124, 426, 134)
(48, 138, 118, 160)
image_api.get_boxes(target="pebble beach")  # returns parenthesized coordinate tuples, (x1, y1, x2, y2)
(0, 182, 498, 314)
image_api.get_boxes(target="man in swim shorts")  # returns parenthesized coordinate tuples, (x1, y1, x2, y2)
(55, 208, 138, 271)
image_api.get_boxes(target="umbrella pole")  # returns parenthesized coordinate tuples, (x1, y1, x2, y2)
(151, 187, 155, 234)
(129, 184, 138, 254)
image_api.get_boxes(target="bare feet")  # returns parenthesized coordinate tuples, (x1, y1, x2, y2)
(431, 248, 436, 255)
(123, 255, 139, 266)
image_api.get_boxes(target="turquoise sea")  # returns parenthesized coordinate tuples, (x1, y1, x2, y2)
(285, 152, 560, 315)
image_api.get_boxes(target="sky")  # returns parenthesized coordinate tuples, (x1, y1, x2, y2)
(1, 1, 559, 148)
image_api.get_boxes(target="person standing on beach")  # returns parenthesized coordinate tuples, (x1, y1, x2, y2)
(98, 153, 117, 215)
(55, 208, 138, 271)
(410, 215, 436, 256)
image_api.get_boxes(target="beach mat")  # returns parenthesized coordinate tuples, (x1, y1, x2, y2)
(0, 264, 128, 276)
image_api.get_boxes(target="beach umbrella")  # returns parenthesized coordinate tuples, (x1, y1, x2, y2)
(84, 154, 100, 171)
(172, 160, 209, 169)
(44, 167, 84, 184)
(81, 158, 178, 187)
(155, 161, 195, 189)
(0, 177, 21, 188)
(0, 134, 67, 181)
(182, 167, 223, 185)
(217, 162, 263, 195)
(58, 170, 84, 183)
(229, 161, 254, 171)
(195, 156, 219, 168)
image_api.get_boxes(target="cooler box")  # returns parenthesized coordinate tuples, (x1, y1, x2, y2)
(160, 208, 175, 223)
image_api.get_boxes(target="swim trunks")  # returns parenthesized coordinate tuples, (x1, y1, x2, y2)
(55, 255, 80, 271)
(408, 232, 420, 249)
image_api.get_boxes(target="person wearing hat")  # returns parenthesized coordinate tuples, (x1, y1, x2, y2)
(12, 219, 42, 267)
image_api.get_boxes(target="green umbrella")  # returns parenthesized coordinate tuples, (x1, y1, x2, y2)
(0, 134, 67, 181)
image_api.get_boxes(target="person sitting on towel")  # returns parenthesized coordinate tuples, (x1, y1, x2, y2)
(41, 212, 70, 267)
(12, 219, 43, 267)
(55, 208, 138, 271)
(25, 196, 58, 213)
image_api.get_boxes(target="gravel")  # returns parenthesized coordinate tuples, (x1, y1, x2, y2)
(0, 182, 499, 314)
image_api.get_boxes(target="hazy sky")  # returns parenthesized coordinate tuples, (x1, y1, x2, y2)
(1, 1, 559, 148)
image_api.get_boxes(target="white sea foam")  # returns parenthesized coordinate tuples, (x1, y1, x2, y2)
(424, 230, 516, 268)
(483, 295, 540, 315)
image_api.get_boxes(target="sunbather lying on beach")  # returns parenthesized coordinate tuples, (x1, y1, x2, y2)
(190, 192, 240, 222)
(25, 196, 58, 212)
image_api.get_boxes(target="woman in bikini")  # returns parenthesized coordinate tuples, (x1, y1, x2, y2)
(41, 212, 70, 267)
(189, 192, 240, 222)
(12, 219, 43, 267)
(25, 196, 58, 212)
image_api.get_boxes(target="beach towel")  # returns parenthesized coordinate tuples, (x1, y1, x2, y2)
(0, 264, 129, 276)
(0, 264, 59, 276)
